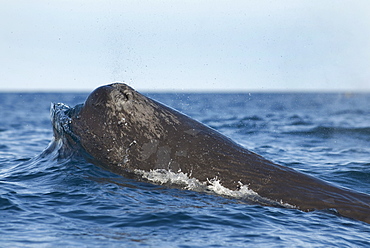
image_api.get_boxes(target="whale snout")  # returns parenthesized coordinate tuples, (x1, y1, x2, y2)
(84, 85, 115, 108)
(86, 83, 135, 109)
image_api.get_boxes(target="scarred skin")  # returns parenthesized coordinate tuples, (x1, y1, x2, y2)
(55, 83, 370, 224)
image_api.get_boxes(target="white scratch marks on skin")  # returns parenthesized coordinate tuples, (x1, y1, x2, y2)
(123, 140, 137, 164)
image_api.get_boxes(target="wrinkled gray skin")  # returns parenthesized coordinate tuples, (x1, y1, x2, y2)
(53, 83, 370, 224)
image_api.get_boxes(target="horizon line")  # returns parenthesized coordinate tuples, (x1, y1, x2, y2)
(0, 88, 369, 94)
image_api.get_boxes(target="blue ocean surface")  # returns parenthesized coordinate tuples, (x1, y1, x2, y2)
(1, 91, 370, 247)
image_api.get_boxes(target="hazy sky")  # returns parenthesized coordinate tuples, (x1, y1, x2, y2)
(1, 0, 370, 92)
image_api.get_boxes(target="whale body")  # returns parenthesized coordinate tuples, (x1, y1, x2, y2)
(50, 83, 370, 224)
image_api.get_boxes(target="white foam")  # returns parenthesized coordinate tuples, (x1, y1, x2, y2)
(134, 169, 294, 209)
(135, 169, 206, 191)
(206, 178, 259, 198)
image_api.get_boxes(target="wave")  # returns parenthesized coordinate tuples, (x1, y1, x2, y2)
(283, 126, 370, 138)
(203, 115, 269, 134)
(204, 114, 316, 135)
(332, 109, 368, 115)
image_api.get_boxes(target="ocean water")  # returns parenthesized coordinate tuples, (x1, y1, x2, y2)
(1, 91, 370, 247)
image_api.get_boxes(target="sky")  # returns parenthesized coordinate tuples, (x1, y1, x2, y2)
(1, 0, 370, 92)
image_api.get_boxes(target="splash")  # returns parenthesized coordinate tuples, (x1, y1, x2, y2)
(134, 168, 295, 208)
(50, 103, 72, 137)
(134, 169, 205, 191)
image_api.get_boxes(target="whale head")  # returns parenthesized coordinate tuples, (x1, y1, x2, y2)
(67, 83, 181, 174)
